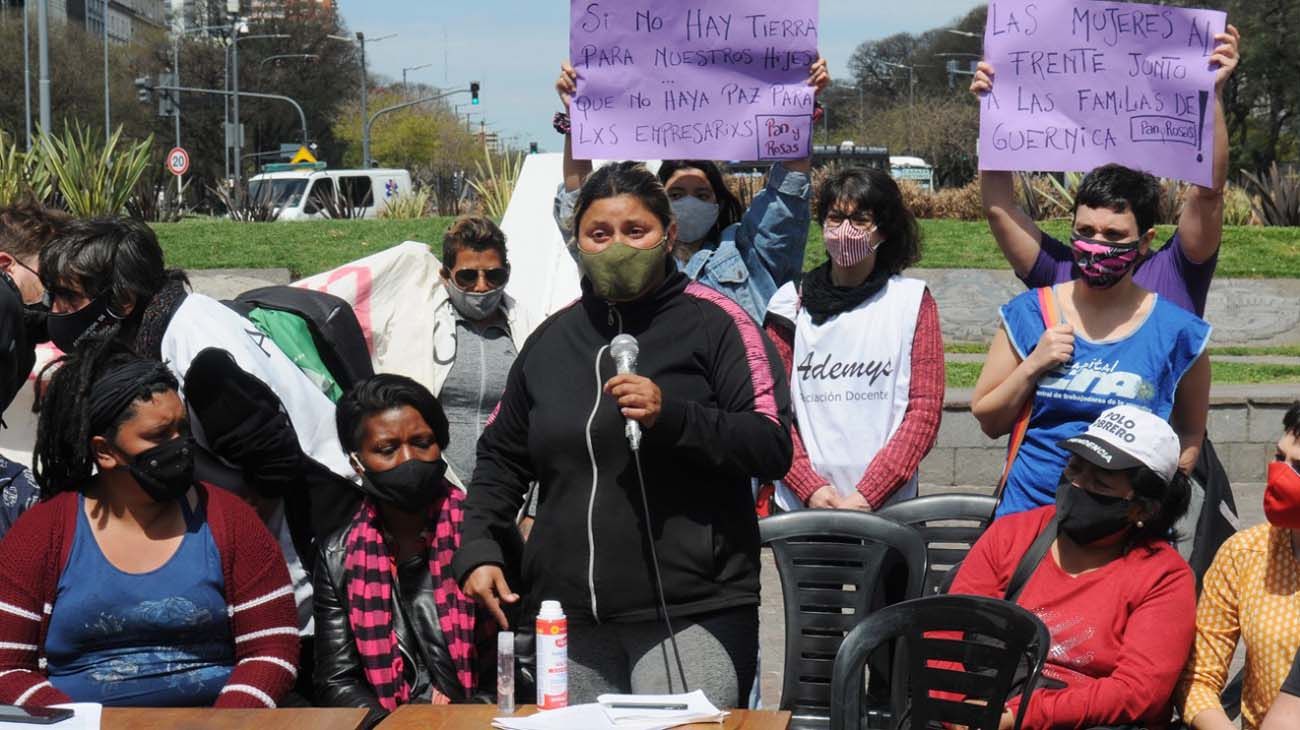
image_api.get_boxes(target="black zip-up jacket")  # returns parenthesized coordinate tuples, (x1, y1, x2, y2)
(452, 267, 793, 625)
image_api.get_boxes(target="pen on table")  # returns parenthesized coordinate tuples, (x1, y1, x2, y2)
(605, 702, 689, 710)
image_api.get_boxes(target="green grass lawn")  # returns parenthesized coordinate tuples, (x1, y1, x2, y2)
(154, 218, 454, 278)
(945, 361, 1300, 389)
(155, 216, 1300, 280)
(947, 344, 1300, 358)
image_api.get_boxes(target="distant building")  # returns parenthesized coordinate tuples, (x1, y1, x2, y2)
(248, 0, 334, 21)
(3, 0, 167, 42)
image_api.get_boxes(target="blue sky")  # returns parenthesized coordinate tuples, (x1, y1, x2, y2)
(335, 1, 985, 152)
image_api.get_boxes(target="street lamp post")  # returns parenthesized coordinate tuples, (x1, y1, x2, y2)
(260, 54, 320, 69)
(872, 58, 929, 152)
(402, 63, 432, 94)
(227, 24, 289, 193)
(330, 31, 395, 169)
(103, 0, 110, 143)
(37, 0, 50, 135)
(22, 0, 32, 150)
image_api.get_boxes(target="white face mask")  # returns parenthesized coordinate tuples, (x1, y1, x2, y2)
(670, 197, 721, 244)
(445, 280, 505, 321)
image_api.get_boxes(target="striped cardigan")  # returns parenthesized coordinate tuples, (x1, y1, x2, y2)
(0, 484, 300, 708)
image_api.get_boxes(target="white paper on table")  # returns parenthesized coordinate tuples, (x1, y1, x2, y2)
(492, 704, 622, 730)
(599, 690, 727, 725)
(48, 703, 103, 730)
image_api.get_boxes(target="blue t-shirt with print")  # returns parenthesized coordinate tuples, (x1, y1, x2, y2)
(996, 287, 1211, 518)
(45, 494, 234, 706)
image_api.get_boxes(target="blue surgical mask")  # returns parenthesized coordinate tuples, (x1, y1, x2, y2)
(670, 197, 721, 244)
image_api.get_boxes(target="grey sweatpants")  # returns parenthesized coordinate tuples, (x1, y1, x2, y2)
(566, 605, 759, 709)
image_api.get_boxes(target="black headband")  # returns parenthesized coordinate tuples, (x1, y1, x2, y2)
(88, 360, 175, 436)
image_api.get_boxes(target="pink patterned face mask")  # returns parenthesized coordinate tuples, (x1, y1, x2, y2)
(1071, 235, 1141, 289)
(824, 219, 882, 267)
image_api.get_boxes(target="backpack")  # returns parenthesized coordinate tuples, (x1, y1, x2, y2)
(223, 286, 374, 402)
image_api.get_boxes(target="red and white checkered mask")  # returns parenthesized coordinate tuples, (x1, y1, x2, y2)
(824, 219, 882, 267)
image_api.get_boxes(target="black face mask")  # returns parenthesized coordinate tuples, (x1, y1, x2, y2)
(128, 436, 196, 503)
(47, 296, 119, 352)
(23, 300, 50, 345)
(1055, 483, 1133, 545)
(357, 457, 449, 513)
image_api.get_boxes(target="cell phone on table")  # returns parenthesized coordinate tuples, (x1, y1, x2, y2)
(0, 706, 74, 725)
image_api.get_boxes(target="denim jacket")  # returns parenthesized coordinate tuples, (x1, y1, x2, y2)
(554, 163, 812, 323)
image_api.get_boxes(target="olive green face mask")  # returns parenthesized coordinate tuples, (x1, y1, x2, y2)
(578, 237, 668, 302)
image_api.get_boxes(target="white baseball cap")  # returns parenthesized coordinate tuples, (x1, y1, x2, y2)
(1058, 405, 1180, 483)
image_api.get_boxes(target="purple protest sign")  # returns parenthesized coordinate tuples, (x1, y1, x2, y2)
(568, 0, 818, 161)
(978, 1, 1226, 187)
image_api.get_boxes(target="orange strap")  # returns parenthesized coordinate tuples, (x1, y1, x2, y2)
(994, 287, 1061, 500)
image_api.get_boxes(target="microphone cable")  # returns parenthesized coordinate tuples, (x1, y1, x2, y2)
(631, 443, 690, 694)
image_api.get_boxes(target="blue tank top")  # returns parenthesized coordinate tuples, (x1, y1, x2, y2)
(45, 495, 235, 706)
(996, 287, 1211, 518)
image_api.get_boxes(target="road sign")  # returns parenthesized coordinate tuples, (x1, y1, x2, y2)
(166, 147, 190, 177)
(290, 146, 317, 164)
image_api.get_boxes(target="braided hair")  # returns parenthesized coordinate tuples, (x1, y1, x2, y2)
(32, 335, 177, 498)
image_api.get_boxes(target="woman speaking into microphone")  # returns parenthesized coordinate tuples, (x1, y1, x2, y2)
(452, 162, 793, 708)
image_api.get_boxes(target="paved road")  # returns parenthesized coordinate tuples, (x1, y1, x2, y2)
(756, 481, 1268, 709)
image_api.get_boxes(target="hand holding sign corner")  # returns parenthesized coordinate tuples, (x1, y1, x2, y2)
(976, 0, 1227, 187)
(567, 0, 821, 162)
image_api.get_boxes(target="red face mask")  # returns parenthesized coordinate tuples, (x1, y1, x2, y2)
(1264, 461, 1300, 529)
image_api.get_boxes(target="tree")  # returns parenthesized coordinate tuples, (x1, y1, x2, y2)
(1163, 0, 1299, 172)
(331, 84, 480, 210)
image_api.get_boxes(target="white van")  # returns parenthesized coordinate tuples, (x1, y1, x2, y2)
(248, 164, 413, 220)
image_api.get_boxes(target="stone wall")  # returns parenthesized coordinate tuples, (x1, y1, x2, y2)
(922, 387, 1298, 486)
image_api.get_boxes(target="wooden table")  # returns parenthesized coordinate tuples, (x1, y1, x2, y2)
(376, 705, 791, 729)
(101, 707, 369, 730)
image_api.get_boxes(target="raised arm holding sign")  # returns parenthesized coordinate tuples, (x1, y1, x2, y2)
(566, 0, 820, 161)
(551, 0, 828, 325)
(973, 3, 1239, 316)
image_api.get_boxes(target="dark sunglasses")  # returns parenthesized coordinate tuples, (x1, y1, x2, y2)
(452, 267, 509, 288)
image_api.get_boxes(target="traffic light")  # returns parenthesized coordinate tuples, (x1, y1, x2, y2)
(470, 81, 480, 105)
(529, 141, 539, 154)
(134, 76, 154, 104)
(157, 72, 177, 118)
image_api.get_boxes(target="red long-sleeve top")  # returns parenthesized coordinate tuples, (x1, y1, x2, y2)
(764, 289, 944, 509)
(949, 506, 1196, 730)
(0, 485, 300, 708)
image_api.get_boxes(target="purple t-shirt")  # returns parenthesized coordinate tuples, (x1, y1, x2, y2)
(1021, 231, 1218, 316)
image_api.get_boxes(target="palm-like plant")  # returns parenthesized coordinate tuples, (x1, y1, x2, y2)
(469, 142, 524, 221)
(0, 134, 54, 206)
(39, 125, 153, 217)
(1241, 164, 1300, 227)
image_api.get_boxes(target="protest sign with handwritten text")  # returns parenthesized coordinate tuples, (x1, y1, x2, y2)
(978, 1, 1226, 186)
(568, 0, 818, 161)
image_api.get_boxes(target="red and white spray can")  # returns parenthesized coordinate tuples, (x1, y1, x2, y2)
(535, 600, 568, 709)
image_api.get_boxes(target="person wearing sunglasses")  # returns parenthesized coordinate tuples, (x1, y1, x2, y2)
(972, 165, 1211, 518)
(0, 201, 69, 540)
(426, 216, 531, 490)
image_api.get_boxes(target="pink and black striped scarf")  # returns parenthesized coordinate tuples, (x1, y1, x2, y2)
(343, 488, 479, 710)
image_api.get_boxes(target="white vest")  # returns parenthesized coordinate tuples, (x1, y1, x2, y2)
(768, 276, 926, 512)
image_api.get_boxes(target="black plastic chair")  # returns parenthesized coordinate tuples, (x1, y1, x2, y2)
(761, 510, 929, 729)
(830, 595, 1050, 730)
(877, 494, 997, 596)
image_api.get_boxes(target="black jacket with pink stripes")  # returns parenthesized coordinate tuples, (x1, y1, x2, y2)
(452, 265, 793, 626)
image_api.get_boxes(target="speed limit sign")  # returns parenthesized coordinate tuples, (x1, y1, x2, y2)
(166, 147, 190, 177)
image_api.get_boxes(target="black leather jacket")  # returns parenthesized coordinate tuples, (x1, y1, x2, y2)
(313, 521, 479, 727)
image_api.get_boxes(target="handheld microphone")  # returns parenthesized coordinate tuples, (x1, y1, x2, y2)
(609, 334, 642, 452)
